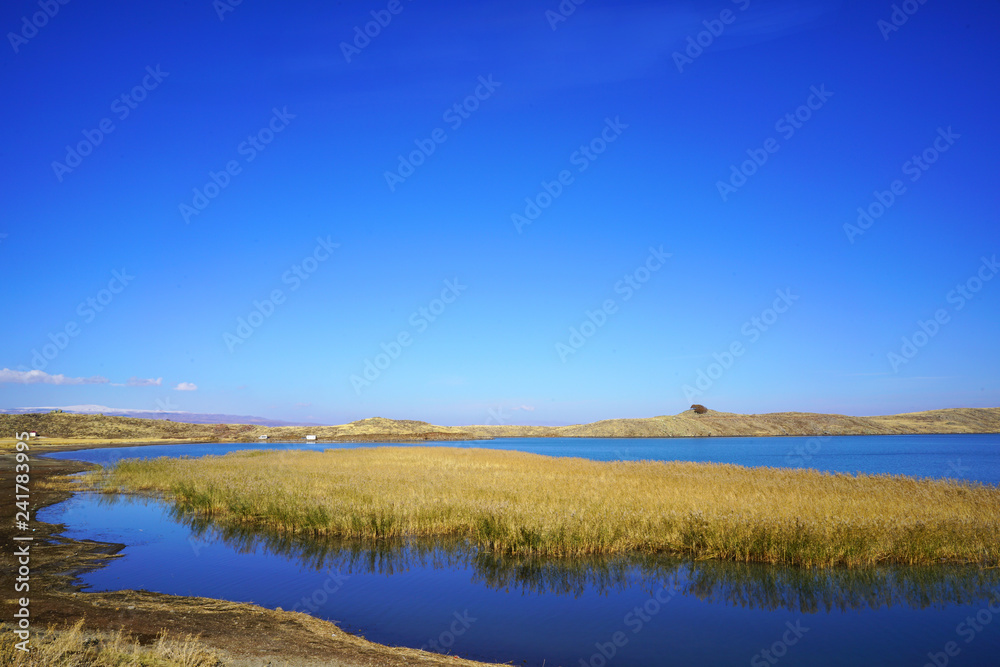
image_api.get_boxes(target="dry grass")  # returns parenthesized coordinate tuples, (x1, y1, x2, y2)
(4, 407, 999, 448)
(0, 413, 480, 446)
(0, 620, 222, 666)
(467, 407, 1000, 438)
(88, 447, 1000, 567)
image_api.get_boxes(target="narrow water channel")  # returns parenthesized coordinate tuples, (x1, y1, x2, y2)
(40, 488, 1000, 667)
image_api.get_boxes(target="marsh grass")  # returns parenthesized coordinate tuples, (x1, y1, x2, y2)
(0, 620, 221, 666)
(89, 447, 1000, 567)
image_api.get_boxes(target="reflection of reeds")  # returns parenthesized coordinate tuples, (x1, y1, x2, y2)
(169, 506, 1000, 612)
(677, 559, 1000, 613)
(88, 447, 1000, 567)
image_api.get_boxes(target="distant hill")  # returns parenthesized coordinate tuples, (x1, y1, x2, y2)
(0, 412, 482, 443)
(0, 406, 315, 427)
(463, 407, 1000, 438)
(3, 407, 998, 444)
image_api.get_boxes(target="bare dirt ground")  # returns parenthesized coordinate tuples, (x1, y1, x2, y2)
(0, 446, 502, 666)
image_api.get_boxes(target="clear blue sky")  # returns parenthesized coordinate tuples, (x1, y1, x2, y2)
(2, 0, 998, 426)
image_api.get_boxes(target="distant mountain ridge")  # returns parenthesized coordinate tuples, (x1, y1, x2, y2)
(2, 407, 998, 444)
(0, 405, 317, 427)
(0, 411, 479, 443)
(463, 407, 1000, 438)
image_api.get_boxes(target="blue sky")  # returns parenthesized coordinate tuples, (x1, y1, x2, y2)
(2, 0, 998, 426)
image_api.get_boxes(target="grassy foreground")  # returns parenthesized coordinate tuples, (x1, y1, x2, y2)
(89, 447, 1000, 567)
(0, 620, 220, 666)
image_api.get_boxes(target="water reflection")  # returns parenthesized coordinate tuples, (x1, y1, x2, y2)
(468, 552, 1000, 612)
(129, 496, 1000, 614)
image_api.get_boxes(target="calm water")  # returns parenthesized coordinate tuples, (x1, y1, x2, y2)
(40, 435, 1000, 665)
(46, 433, 1000, 484)
(38, 493, 1000, 667)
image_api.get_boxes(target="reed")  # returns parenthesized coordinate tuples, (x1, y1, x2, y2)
(88, 447, 1000, 567)
(0, 619, 220, 666)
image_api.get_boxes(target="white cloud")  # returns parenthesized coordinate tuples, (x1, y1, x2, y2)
(0, 368, 109, 385)
(511, 405, 536, 412)
(174, 382, 198, 391)
(126, 376, 163, 387)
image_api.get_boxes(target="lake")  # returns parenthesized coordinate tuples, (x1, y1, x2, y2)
(40, 435, 1000, 666)
(46, 433, 1000, 484)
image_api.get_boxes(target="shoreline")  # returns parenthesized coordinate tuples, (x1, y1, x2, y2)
(89, 445, 1000, 567)
(9, 427, 1000, 457)
(3, 407, 999, 451)
(0, 448, 501, 666)
(6, 434, 998, 664)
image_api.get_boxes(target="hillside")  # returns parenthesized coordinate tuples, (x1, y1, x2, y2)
(0, 412, 482, 443)
(2, 408, 998, 446)
(464, 407, 1000, 438)
(0, 406, 312, 427)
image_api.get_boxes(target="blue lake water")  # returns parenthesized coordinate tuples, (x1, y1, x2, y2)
(46, 433, 1000, 485)
(40, 435, 1000, 665)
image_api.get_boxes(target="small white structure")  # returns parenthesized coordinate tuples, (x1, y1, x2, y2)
(305, 434, 317, 441)
(29, 431, 38, 437)
(258, 435, 269, 440)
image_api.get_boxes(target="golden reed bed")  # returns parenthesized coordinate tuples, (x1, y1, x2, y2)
(89, 447, 1000, 567)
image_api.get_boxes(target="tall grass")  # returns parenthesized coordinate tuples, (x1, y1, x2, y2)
(0, 620, 221, 666)
(89, 447, 1000, 567)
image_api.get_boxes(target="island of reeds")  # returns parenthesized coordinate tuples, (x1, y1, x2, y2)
(87, 447, 1000, 568)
